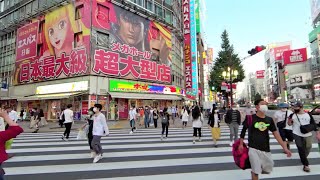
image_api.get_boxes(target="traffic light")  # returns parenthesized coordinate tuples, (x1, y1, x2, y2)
(248, 45, 266, 56)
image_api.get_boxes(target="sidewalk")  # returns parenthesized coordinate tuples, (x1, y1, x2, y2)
(18, 117, 208, 133)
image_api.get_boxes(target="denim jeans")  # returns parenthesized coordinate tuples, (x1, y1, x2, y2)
(144, 116, 150, 128)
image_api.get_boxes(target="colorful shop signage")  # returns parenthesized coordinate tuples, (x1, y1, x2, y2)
(36, 81, 88, 94)
(109, 79, 184, 96)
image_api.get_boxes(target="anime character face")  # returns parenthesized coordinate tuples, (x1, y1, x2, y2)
(48, 17, 69, 50)
(118, 13, 144, 46)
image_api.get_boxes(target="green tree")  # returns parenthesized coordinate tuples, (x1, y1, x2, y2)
(208, 30, 245, 92)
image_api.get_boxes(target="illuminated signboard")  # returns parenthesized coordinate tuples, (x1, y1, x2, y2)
(190, 0, 198, 98)
(36, 81, 88, 94)
(109, 79, 184, 96)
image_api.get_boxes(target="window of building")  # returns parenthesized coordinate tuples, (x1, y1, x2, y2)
(74, 32, 83, 48)
(145, 0, 153, 11)
(165, 10, 172, 24)
(155, 4, 162, 17)
(135, 0, 143, 6)
(164, 0, 172, 6)
(97, 4, 109, 23)
(0, 1, 4, 12)
(75, 4, 84, 20)
(96, 31, 109, 47)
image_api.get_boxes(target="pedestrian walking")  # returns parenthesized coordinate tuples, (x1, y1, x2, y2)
(225, 107, 241, 146)
(144, 106, 150, 128)
(273, 103, 293, 150)
(0, 108, 23, 180)
(32, 109, 42, 133)
(81, 107, 94, 157)
(39, 109, 48, 127)
(62, 104, 74, 141)
(161, 108, 170, 141)
(208, 108, 220, 147)
(153, 107, 159, 128)
(58, 108, 65, 128)
(239, 99, 291, 180)
(29, 108, 38, 129)
(92, 104, 109, 163)
(5, 106, 18, 123)
(192, 106, 204, 144)
(288, 102, 320, 172)
(181, 106, 189, 129)
(114, 105, 119, 121)
(129, 105, 137, 134)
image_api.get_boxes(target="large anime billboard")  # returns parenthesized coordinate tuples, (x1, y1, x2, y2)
(14, 3, 91, 85)
(91, 1, 172, 84)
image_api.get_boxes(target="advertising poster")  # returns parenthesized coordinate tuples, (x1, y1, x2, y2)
(270, 45, 291, 61)
(81, 101, 89, 115)
(282, 48, 307, 66)
(256, 70, 265, 79)
(14, 3, 91, 85)
(91, 1, 172, 84)
(16, 21, 39, 61)
(118, 98, 128, 119)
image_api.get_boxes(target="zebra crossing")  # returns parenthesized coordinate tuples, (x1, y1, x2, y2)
(3, 125, 320, 180)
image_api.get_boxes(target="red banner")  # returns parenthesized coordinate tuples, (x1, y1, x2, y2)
(282, 48, 307, 66)
(81, 101, 89, 115)
(183, 0, 193, 99)
(16, 21, 39, 61)
(256, 70, 265, 79)
(271, 45, 291, 60)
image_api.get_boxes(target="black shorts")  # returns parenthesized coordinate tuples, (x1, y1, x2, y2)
(279, 128, 294, 142)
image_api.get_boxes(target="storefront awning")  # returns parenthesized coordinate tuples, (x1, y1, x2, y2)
(17, 92, 84, 101)
(109, 92, 182, 100)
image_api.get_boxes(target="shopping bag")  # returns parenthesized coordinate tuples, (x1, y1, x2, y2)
(77, 129, 87, 140)
(5, 139, 13, 150)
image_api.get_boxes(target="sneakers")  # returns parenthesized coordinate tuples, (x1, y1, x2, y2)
(93, 154, 103, 163)
(129, 131, 133, 134)
(199, 138, 202, 142)
(61, 136, 69, 141)
(229, 141, 233, 147)
(90, 151, 96, 158)
(193, 140, 195, 144)
(303, 166, 310, 172)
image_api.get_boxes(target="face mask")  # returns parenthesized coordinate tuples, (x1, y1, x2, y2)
(93, 107, 98, 112)
(259, 105, 268, 113)
(88, 111, 94, 115)
(294, 109, 300, 113)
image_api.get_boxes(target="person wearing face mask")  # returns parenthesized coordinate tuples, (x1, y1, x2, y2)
(273, 103, 293, 150)
(82, 107, 95, 158)
(239, 99, 291, 180)
(288, 102, 320, 172)
(225, 106, 241, 146)
(144, 106, 150, 128)
(92, 104, 109, 163)
(129, 105, 137, 134)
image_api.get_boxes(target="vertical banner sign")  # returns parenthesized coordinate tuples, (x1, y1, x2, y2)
(190, 0, 198, 99)
(195, 0, 200, 33)
(183, 0, 194, 99)
(16, 21, 39, 61)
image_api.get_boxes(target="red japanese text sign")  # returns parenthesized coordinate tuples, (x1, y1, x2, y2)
(18, 48, 88, 82)
(271, 45, 291, 61)
(93, 43, 171, 83)
(16, 21, 39, 61)
(282, 48, 307, 66)
(256, 70, 265, 79)
(183, 0, 193, 98)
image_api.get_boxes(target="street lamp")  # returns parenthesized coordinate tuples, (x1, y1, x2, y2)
(222, 67, 238, 108)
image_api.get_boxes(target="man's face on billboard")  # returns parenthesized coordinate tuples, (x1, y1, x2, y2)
(118, 14, 144, 46)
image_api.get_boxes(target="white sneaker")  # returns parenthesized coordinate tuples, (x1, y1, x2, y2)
(193, 140, 195, 144)
(229, 141, 233, 147)
(93, 154, 102, 163)
(129, 131, 133, 134)
(90, 151, 96, 158)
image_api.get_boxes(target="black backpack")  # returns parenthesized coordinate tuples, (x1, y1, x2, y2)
(161, 115, 168, 124)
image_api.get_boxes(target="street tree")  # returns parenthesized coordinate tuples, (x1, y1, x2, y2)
(208, 30, 245, 92)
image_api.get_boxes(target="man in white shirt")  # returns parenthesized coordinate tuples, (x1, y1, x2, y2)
(92, 103, 109, 163)
(129, 105, 137, 134)
(62, 104, 74, 141)
(5, 106, 18, 123)
(273, 103, 293, 150)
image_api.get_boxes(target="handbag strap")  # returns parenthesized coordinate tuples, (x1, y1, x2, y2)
(295, 113, 302, 126)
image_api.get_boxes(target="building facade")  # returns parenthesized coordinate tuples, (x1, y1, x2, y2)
(0, 0, 185, 120)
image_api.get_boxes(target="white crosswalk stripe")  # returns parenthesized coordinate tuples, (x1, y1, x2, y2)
(3, 125, 320, 180)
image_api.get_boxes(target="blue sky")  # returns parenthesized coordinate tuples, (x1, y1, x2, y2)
(204, 0, 313, 59)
